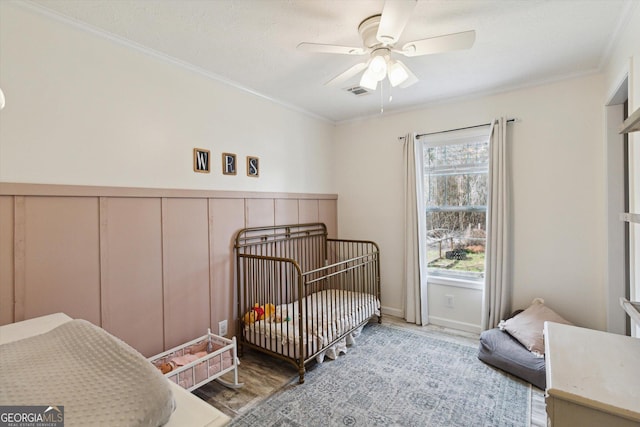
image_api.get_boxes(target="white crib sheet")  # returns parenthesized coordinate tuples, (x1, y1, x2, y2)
(244, 290, 380, 359)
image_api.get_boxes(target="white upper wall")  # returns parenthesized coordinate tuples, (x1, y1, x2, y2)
(334, 73, 607, 330)
(0, 2, 335, 193)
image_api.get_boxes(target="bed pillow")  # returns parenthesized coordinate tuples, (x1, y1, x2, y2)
(499, 298, 572, 357)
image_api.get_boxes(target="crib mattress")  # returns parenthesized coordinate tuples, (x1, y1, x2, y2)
(244, 289, 380, 358)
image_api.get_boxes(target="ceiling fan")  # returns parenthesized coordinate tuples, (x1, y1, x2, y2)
(297, 0, 476, 91)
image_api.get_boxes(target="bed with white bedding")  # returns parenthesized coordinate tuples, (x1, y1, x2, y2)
(235, 223, 381, 384)
(0, 313, 229, 427)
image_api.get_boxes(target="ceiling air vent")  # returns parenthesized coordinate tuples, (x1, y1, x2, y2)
(344, 86, 371, 96)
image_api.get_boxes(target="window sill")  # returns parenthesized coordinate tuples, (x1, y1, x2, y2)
(427, 276, 484, 290)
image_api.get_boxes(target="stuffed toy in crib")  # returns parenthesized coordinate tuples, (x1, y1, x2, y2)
(243, 303, 275, 324)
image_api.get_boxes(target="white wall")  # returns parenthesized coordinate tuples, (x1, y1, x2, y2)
(334, 73, 607, 331)
(0, 2, 334, 194)
(428, 283, 483, 332)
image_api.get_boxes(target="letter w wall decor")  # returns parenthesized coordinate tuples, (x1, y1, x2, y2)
(193, 148, 210, 173)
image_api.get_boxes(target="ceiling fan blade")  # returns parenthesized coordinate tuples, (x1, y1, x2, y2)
(377, 0, 417, 45)
(297, 42, 366, 55)
(400, 30, 476, 57)
(395, 60, 418, 88)
(324, 62, 369, 86)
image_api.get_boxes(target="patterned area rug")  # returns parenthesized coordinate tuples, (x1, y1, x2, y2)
(230, 323, 531, 427)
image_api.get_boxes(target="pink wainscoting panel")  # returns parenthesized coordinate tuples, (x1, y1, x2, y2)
(299, 199, 319, 224)
(13, 196, 25, 320)
(0, 196, 14, 325)
(0, 183, 338, 349)
(245, 198, 275, 228)
(162, 198, 211, 350)
(319, 199, 338, 238)
(209, 198, 245, 338)
(275, 199, 299, 226)
(21, 197, 101, 324)
(100, 197, 164, 357)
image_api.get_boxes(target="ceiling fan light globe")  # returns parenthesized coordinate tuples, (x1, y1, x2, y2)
(360, 69, 378, 90)
(372, 70, 386, 82)
(369, 55, 387, 81)
(388, 62, 409, 87)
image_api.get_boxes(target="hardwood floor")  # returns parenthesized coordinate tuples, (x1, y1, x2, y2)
(194, 342, 298, 418)
(194, 316, 547, 425)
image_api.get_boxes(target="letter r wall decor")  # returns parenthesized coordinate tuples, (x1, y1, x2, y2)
(222, 153, 237, 175)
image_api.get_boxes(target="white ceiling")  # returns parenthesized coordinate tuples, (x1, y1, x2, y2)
(30, 0, 634, 123)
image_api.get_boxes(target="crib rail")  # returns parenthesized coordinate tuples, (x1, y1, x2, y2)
(234, 223, 380, 383)
(235, 223, 327, 249)
(235, 223, 327, 274)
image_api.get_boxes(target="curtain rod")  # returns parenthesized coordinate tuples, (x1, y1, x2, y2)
(398, 118, 517, 141)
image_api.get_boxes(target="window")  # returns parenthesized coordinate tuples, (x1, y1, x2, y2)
(421, 128, 490, 282)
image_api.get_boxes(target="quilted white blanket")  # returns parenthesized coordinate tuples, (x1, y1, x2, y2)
(0, 319, 175, 427)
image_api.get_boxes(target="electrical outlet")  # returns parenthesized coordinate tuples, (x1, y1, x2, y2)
(218, 320, 228, 336)
(445, 294, 454, 308)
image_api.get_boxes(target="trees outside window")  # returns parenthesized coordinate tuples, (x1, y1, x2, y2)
(424, 140, 488, 281)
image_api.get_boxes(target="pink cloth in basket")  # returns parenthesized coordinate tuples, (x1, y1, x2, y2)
(174, 348, 234, 389)
(170, 351, 207, 366)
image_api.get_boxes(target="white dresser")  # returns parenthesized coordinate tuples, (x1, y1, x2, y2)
(544, 321, 640, 426)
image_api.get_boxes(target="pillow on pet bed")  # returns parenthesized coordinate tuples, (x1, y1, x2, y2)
(478, 328, 546, 390)
(499, 298, 572, 357)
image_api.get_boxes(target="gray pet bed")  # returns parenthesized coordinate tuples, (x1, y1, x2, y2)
(478, 328, 546, 390)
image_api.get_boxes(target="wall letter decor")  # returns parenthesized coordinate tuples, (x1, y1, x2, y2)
(222, 153, 237, 175)
(193, 148, 210, 173)
(247, 156, 259, 177)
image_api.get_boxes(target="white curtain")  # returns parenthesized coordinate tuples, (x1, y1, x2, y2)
(402, 133, 429, 325)
(482, 117, 511, 330)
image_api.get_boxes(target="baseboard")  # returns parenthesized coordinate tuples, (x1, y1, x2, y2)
(381, 306, 403, 319)
(428, 315, 481, 334)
